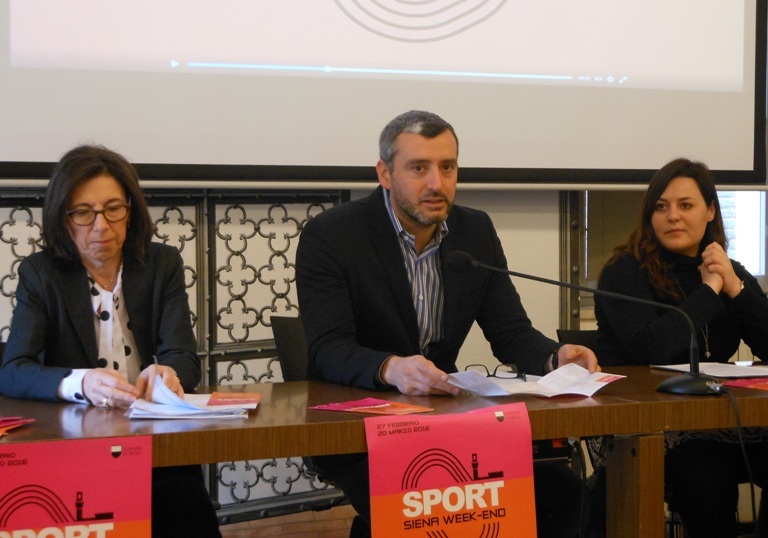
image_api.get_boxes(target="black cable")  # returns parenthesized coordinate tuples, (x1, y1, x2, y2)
(569, 437, 589, 538)
(717, 384, 760, 537)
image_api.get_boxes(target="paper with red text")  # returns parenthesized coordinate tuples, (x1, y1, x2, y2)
(365, 402, 536, 537)
(127, 375, 255, 418)
(450, 363, 625, 397)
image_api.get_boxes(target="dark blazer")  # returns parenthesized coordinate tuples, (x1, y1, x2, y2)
(296, 186, 559, 390)
(0, 243, 200, 401)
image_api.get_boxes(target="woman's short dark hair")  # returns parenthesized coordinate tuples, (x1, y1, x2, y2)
(43, 145, 154, 264)
(607, 158, 726, 300)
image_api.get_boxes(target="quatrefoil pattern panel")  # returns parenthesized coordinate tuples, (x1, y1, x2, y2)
(212, 199, 336, 345)
(0, 205, 44, 340)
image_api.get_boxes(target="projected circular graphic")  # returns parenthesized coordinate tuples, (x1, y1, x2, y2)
(334, 0, 508, 42)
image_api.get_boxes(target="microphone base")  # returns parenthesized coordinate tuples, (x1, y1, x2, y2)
(656, 373, 720, 395)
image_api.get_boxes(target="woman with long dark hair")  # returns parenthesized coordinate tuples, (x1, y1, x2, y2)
(595, 158, 768, 536)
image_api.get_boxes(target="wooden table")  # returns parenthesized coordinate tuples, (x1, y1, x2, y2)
(3, 366, 768, 537)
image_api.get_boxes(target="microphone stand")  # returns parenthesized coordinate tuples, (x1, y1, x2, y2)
(462, 256, 718, 395)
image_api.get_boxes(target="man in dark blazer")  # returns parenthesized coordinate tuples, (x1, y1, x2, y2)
(296, 110, 599, 538)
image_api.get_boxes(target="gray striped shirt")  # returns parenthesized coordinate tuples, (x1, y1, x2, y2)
(382, 189, 448, 355)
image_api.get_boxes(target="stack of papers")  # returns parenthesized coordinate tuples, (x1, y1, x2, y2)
(127, 376, 259, 419)
(651, 362, 768, 378)
(449, 363, 625, 398)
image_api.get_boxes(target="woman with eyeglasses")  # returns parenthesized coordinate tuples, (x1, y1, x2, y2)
(0, 145, 221, 537)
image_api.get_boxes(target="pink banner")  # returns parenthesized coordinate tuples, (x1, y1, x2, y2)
(365, 402, 536, 537)
(0, 436, 152, 536)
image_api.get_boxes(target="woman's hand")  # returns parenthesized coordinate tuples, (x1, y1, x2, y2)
(135, 364, 184, 401)
(82, 368, 139, 408)
(700, 243, 741, 297)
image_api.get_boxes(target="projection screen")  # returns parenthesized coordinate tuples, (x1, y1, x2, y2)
(0, 0, 765, 184)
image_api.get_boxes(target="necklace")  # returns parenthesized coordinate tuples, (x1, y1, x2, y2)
(702, 324, 711, 359)
(89, 273, 116, 291)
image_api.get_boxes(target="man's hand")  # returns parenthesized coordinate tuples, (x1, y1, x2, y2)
(380, 355, 460, 396)
(557, 344, 600, 373)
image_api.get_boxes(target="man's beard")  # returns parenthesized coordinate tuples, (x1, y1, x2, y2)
(393, 190, 453, 227)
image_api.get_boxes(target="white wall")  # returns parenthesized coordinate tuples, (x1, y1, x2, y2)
(351, 187, 562, 371)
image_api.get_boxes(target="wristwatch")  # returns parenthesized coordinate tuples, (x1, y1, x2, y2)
(551, 347, 561, 371)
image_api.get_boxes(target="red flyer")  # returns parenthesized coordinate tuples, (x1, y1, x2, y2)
(207, 391, 261, 406)
(0, 436, 151, 536)
(365, 402, 536, 537)
(310, 397, 432, 415)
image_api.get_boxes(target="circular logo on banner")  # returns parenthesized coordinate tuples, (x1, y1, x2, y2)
(334, 0, 508, 42)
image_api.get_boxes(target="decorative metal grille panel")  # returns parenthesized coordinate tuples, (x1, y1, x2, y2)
(205, 193, 344, 519)
(0, 203, 44, 342)
(210, 196, 331, 346)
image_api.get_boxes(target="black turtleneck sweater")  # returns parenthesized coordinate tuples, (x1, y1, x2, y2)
(594, 251, 768, 366)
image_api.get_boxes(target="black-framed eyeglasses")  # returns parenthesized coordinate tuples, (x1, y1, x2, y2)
(464, 363, 526, 381)
(66, 203, 131, 226)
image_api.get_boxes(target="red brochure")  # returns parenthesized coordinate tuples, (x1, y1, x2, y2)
(0, 436, 152, 536)
(0, 417, 35, 436)
(723, 377, 768, 390)
(207, 391, 261, 406)
(365, 402, 536, 537)
(310, 397, 432, 415)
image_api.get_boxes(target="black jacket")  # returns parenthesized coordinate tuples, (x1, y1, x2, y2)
(295, 186, 558, 389)
(595, 251, 768, 366)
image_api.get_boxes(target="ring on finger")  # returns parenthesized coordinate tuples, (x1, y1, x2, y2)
(101, 397, 111, 409)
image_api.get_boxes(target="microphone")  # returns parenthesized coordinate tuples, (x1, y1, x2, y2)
(445, 250, 718, 396)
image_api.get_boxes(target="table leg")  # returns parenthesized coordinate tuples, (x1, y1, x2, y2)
(605, 434, 665, 538)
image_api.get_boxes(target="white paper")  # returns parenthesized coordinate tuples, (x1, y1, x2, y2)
(126, 375, 256, 419)
(450, 363, 624, 398)
(448, 370, 518, 396)
(651, 362, 768, 379)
